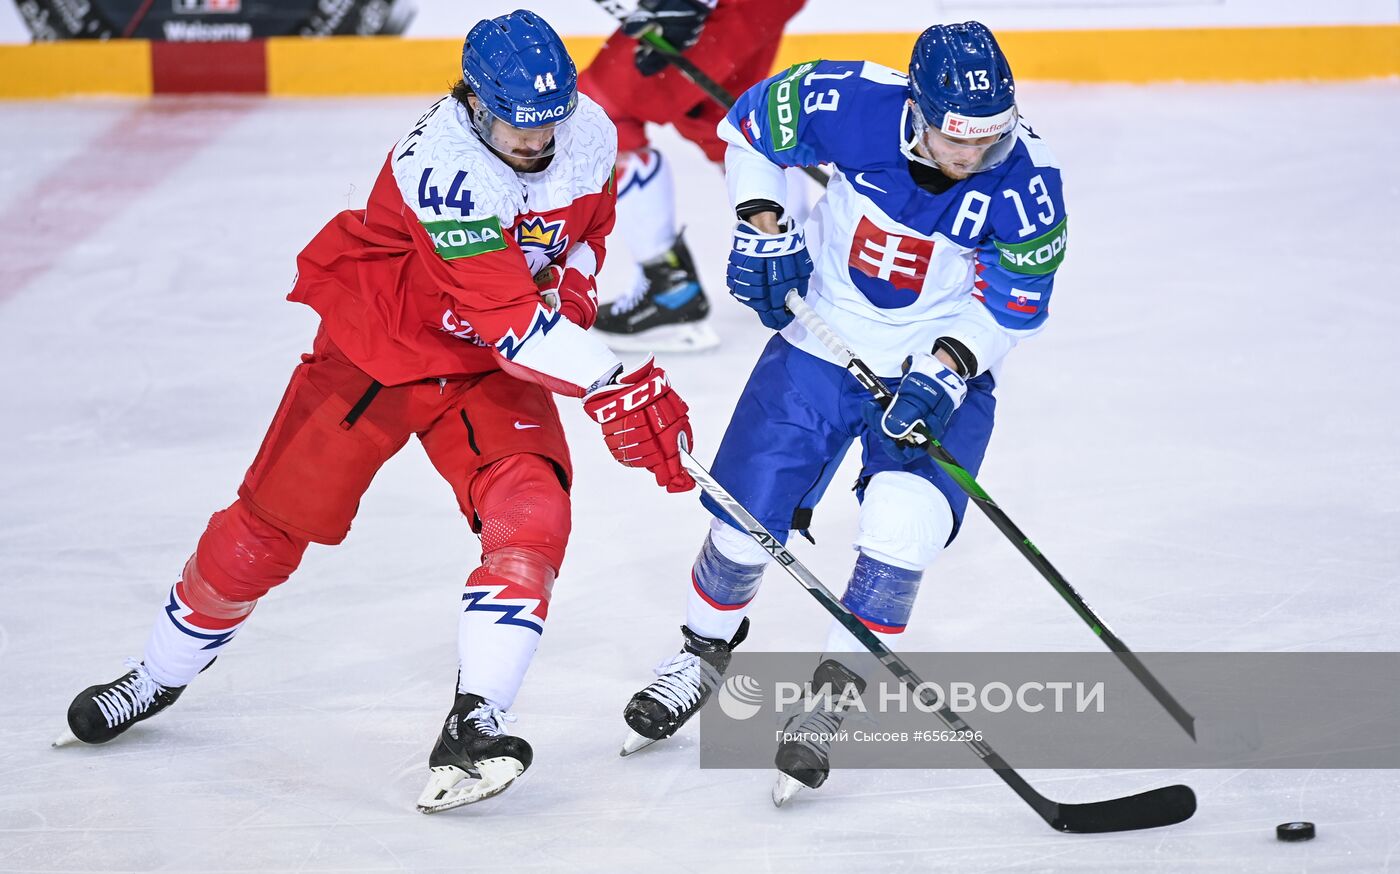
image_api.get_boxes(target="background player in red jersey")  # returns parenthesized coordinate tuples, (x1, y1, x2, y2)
(583, 0, 807, 351)
(55, 10, 695, 813)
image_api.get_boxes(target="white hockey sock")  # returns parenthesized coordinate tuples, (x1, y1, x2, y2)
(686, 580, 754, 643)
(457, 611, 541, 711)
(457, 549, 553, 710)
(615, 147, 678, 264)
(143, 558, 255, 688)
(822, 619, 902, 656)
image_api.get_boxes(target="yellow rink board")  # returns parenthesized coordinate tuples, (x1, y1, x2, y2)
(1, 25, 1397, 99)
(262, 26, 1400, 93)
(0, 41, 152, 98)
(774, 26, 1400, 83)
(265, 36, 608, 96)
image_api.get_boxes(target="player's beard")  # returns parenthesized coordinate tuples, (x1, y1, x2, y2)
(497, 143, 555, 174)
(938, 161, 978, 180)
(913, 129, 983, 180)
(912, 135, 970, 181)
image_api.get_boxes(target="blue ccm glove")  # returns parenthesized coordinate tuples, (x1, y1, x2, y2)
(726, 219, 814, 330)
(863, 352, 969, 463)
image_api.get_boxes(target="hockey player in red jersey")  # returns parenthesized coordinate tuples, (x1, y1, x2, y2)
(56, 10, 695, 813)
(582, 0, 806, 352)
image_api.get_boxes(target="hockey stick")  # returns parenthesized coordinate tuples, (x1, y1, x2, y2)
(676, 444, 1196, 833)
(783, 290, 1199, 742)
(588, 0, 831, 187)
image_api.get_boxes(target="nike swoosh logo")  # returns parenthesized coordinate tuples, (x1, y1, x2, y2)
(514, 422, 541, 430)
(853, 172, 887, 194)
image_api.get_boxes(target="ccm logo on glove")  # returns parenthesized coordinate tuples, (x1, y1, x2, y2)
(586, 371, 669, 423)
(726, 218, 814, 331)
(583, 358, 695, 493)
(733, 228, 806, 257)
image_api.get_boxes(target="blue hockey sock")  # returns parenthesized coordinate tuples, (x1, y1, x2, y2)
(823, 551, 924, 655)
(840, 550, 923, 634)
(686, 530, 765, 641)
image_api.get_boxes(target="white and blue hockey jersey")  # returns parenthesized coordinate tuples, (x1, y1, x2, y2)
(718, 60, 1068, 378)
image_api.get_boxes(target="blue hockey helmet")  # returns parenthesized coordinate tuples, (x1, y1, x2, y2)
(462, 11, 577, 157)
(903, 22, 1019, 175)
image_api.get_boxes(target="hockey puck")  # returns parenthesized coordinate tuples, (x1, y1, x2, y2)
(1276, 822, 1316, 842)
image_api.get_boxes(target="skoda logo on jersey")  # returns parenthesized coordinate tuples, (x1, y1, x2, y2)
(434, 226, 497, 249)
(718, 674, 765, 721)
(514, 216, 570, 263)
(846, 215, 935, 308)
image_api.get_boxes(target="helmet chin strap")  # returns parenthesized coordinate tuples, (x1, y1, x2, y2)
(899, 102, 939, 170)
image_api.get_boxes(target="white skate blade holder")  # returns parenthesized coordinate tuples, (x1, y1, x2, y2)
(51, 728, 81, 748)
(600, 322, 720, 353)
(416, 757, 525, 814)
(772, 773, 806, 808)
(619, 729, 661, 757)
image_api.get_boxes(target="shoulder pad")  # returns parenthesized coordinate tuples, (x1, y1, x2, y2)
(858, 61, 909, 87)
(521, 94, 617, 213)
(786, 61, 909, 170)
(985, 146, 1068, 274)
(1014, 123, 1061, 169)
(390, 96, 524, 229)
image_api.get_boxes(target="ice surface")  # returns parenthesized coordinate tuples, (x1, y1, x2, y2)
(1, 82, 1398, 872)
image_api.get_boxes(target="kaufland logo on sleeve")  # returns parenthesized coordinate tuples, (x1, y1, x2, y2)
(941, 106, 1016, 139)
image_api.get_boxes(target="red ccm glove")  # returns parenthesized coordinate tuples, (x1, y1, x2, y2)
(583, 358, 695, 493)
(535, 265, 599, 330)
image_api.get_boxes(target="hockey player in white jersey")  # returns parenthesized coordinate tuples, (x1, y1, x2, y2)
(619, 22, 1069, 804)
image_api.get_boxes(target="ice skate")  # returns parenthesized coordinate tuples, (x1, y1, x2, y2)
(55, 658, 188, 748)
(417, 693, 532, 813)
(620, 618, 749, 756)
(594, 232, 720, 352)
(772, 658, 867, 807)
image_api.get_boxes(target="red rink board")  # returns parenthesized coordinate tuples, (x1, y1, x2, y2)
(150, 40, 267, 94)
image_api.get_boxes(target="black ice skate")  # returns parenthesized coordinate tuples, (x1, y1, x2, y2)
(772, 658, 868, 807)
(593, 231, 719, 352)
(417, 692, 533, 813)
(620, 618, 749, 756)
(54, 658, 189, 747)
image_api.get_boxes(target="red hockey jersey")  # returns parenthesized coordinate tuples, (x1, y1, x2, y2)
(289, 93, 622, 393)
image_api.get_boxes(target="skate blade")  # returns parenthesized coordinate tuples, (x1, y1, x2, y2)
(598, 322, 721, 353)
(619, 729, 661, 757)
(772, 773, 806, 808)
(415, 758, 524, 814)
(51, 728, 81, 748)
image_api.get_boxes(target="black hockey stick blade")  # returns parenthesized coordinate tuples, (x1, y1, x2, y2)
(1049, 783, 1196, 833)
